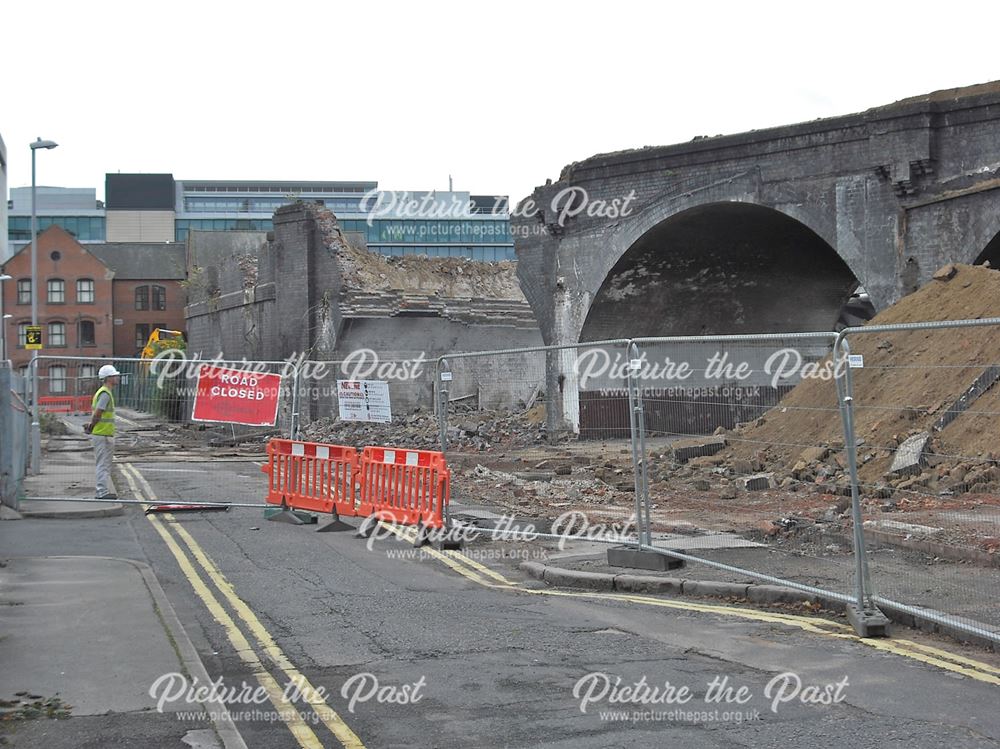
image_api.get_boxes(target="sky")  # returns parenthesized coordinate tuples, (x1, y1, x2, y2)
(4, 0, 1000, 205)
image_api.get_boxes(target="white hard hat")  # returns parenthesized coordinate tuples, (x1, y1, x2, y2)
(99, 364, 121, 379)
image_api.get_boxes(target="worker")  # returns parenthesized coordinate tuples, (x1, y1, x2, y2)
(83, 364, 121, 499)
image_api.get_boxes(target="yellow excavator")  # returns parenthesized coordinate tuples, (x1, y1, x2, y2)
(140, 328, 186, 360)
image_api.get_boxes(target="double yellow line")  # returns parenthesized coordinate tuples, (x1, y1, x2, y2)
(380, 522, 1000, 687)
(121, 464, 365, 749)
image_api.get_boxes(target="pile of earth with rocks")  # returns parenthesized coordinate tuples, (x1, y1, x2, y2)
(639, 264, 1000, 554)
(299, 403, 555, 451)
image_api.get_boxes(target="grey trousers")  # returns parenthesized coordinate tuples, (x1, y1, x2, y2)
(92, 435, 115, 497)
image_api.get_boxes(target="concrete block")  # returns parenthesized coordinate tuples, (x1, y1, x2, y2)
(614, 575, 685, 595)
(542, 568, 615, 591)
(671, 436, 726, 463)
(739, 473, 773, 491)
(607, 546, 685, 571)
(933, 366, 1000, 432)
(890, 432, 930, 476)
(846, 603, 891, 638)
(865, 519, 943, 536)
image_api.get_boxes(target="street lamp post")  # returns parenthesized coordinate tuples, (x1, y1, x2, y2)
(1, 315, 10, 362)
(29, 137, 58, 475)
(0, 273, 11, 362)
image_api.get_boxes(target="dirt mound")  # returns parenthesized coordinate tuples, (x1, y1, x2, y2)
(716, 264, 1000, 492)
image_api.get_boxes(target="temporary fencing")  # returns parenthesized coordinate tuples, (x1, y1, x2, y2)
(357, 446, 450, 529)
(835, 319, 1000, 644)
(435, 340, 642, 544)
(291, 353, 435, 432)
(626, 333, 866, 606)
(1, 366, 30, 509)
(23, 355, 297, 492)
(22, 323, 1000, 644)
(262, 438, 450, 530)
(262, 439, 360, 516)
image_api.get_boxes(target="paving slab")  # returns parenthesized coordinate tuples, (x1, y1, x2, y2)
(0, 556, 193, 715)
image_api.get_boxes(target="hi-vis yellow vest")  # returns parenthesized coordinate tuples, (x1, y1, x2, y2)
(91, 385, 115, 437)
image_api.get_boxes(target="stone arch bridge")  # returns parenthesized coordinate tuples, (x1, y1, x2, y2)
(514, 81, 1000, 346)
(512, 81, 1000, 432)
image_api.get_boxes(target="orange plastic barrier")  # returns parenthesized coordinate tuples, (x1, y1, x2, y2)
(357, 446, 451, 529)
(39, 396, 91, 414)
(261, 439, 360, 516)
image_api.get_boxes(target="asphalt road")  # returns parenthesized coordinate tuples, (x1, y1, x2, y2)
(3, 455, 1000, 749)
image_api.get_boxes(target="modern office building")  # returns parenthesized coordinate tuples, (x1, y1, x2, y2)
(7, 186, 106, 247)
(9, 173, 515, 262)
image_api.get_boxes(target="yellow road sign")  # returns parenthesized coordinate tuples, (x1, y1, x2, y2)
(25, 325, 42, 350)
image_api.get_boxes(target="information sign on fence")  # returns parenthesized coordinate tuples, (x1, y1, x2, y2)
(25, 326, 42, 350)
(192, 365, 282, 426)
(337, 379, 392, 423)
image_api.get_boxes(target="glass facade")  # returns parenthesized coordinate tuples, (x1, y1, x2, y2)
(6, 182, 516, 263)
(338, 219, 512, 245)
(175, 218, 274, 241)
(183, 196, 367, 214)
(8, 216, 106, 242)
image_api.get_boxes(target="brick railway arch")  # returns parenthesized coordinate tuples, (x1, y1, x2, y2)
(578, 199, 863, 342)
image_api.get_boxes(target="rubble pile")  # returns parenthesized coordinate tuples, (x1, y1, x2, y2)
(455, 462, 637, 519)
(299, 404, 553, 451)
(314, 209, 524, 299)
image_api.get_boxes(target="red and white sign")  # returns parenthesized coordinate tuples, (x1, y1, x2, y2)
(192, 365, 283, 426)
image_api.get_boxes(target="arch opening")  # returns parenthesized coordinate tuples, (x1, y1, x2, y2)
(580, 202, 863, 341)
(975, 230, 1000, 267)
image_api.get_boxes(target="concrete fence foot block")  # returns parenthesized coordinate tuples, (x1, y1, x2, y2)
(608, 545, 685, 571)
(846, 603, 891, 638)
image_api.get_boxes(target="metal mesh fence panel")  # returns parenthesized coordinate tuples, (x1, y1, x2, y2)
(437, 341, 640, 543)
(632, 334, 862, 601)
(1, 367, 31, 509)
(293, 353, 437, 449)
(839, 321, 1000, 642)
(27, 355, 296, 494)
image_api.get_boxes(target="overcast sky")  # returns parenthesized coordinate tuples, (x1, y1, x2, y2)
(5, 0, 1000, 205)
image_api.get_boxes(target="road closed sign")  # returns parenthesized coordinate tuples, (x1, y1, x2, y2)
(192, 365, 283, 426)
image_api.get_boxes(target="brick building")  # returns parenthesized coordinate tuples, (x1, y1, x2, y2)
(87, 243, 186, 356)
(1, 226, 186, 396)
(1, 226, 114, 393)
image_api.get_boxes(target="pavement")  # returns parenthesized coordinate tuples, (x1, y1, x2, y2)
(0, 429, 243, 748)
(0, 555, 243, 748)
(14, 437, 123, 520)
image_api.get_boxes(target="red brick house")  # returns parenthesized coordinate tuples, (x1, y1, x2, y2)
(1, 226, 186, 396)
(87, 243, 186, 356)
(1, 226, 115, 395)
